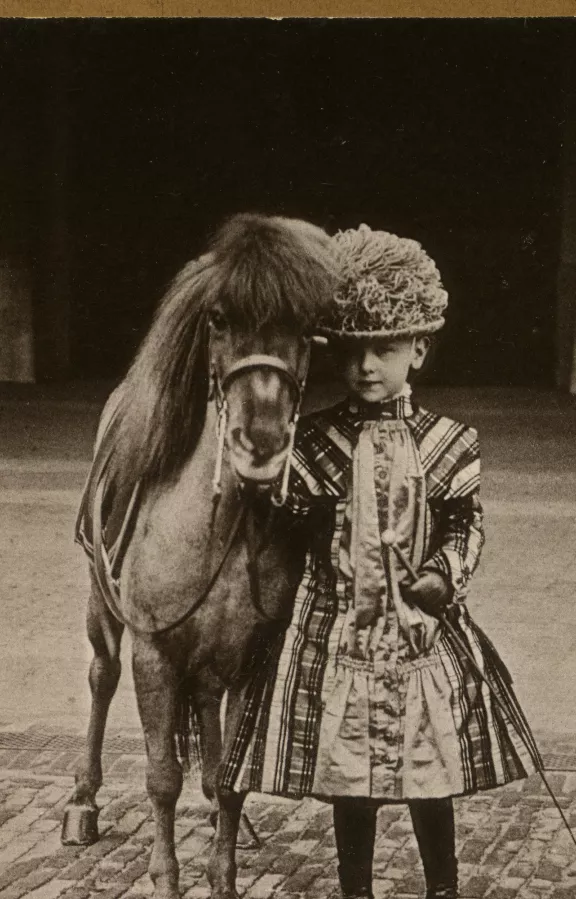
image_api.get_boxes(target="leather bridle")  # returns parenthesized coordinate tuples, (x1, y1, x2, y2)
(210, 334, 311, 507)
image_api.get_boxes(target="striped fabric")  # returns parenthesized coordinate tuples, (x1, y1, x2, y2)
(221, 393, 541, 800)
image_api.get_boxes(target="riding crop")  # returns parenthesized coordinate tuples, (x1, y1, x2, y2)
(381, 528, 576, 853)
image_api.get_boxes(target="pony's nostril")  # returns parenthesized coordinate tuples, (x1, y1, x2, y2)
(231, 428, 254, 454)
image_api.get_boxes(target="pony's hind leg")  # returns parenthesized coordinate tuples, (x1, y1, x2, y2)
(133, 638, 182, 899)
(193, 672, 259, 850)
(192, 668, 225, 828)
(62, 573, 123, 845)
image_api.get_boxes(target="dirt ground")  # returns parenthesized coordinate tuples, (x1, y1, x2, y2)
(1, 385, 575, 739)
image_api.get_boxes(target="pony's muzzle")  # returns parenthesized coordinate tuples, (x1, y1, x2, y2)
(228, 425, 291, 483)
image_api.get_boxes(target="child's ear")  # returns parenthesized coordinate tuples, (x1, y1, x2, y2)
(410, 336, 430, 371)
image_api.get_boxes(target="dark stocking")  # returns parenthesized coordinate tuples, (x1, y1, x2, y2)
(333, 798, 378, 899)
(409, 798, 458, 899)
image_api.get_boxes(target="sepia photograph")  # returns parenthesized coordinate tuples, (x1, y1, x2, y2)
(0, 15, 576, 899)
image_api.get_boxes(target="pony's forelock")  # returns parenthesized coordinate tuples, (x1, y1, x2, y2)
(208, 214, 338, 331)
(109, 214, 339, 487)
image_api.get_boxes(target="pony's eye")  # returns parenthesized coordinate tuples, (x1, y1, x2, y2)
(209, 309, 227, 332)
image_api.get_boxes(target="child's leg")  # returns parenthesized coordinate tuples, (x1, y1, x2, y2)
(408, 798, 458, 899)
(333, 798, 378, 899)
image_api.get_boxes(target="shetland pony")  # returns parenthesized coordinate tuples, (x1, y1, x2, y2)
(62, 214, 338, 899)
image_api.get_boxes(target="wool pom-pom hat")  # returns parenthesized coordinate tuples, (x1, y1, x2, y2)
(319, 224, 448, 339)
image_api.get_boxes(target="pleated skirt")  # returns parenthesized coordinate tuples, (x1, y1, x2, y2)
(221, 579, 541, 801)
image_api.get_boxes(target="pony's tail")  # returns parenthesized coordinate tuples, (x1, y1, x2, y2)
(176, 678, 202, 775)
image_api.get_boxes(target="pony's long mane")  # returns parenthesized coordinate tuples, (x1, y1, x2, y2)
(108, 213, 338, 487)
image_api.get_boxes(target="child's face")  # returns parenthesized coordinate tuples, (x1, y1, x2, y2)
(341, 336, 429, 403)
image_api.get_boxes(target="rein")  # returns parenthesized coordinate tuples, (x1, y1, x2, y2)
(92, 467, 247, 639)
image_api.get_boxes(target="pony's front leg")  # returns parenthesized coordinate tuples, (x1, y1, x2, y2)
(207, 787, 247, 899)
(62, 574, 123, 845)
(207, 685, 251, 899)
(133, 638, 183, 899)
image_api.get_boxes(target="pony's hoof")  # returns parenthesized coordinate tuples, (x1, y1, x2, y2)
(61, 800, 100, 845)
(237, 812, 260, 850)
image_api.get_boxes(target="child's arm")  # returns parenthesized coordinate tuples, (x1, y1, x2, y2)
(421, 428, 485, 604)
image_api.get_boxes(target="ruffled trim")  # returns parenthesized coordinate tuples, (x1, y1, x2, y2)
(322, 224, 448, 337)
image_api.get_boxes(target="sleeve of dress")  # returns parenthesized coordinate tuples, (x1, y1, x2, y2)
(420, 427, 486, 603)
(283, 465, 315, 519)
(282, 415, 325, 519)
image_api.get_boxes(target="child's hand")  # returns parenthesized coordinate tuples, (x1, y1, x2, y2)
(401, 571, 454, 618)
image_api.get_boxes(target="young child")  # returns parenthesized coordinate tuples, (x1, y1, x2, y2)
(221, 224, 541, 899)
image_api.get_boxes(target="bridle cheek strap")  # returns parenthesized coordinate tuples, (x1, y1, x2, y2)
(273, 412, 299, 507)
(211, 400, 228, 499)
(272, 341, 310, 506)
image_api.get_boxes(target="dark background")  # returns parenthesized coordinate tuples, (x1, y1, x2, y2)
(0, 18, 572, 384)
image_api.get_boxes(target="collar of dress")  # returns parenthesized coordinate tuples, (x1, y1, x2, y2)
(346, 383, 414, 422)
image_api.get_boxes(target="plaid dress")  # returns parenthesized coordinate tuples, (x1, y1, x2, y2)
(221, 390, 541, 801)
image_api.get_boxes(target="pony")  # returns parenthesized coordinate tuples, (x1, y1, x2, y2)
(60, 213, 339, 899)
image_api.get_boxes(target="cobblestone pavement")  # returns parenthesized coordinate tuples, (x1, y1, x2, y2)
(1, 387, 576, 898)
(3, 731, 576, 899)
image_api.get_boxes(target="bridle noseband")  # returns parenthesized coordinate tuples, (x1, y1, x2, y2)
(220, 354, 303, 399)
